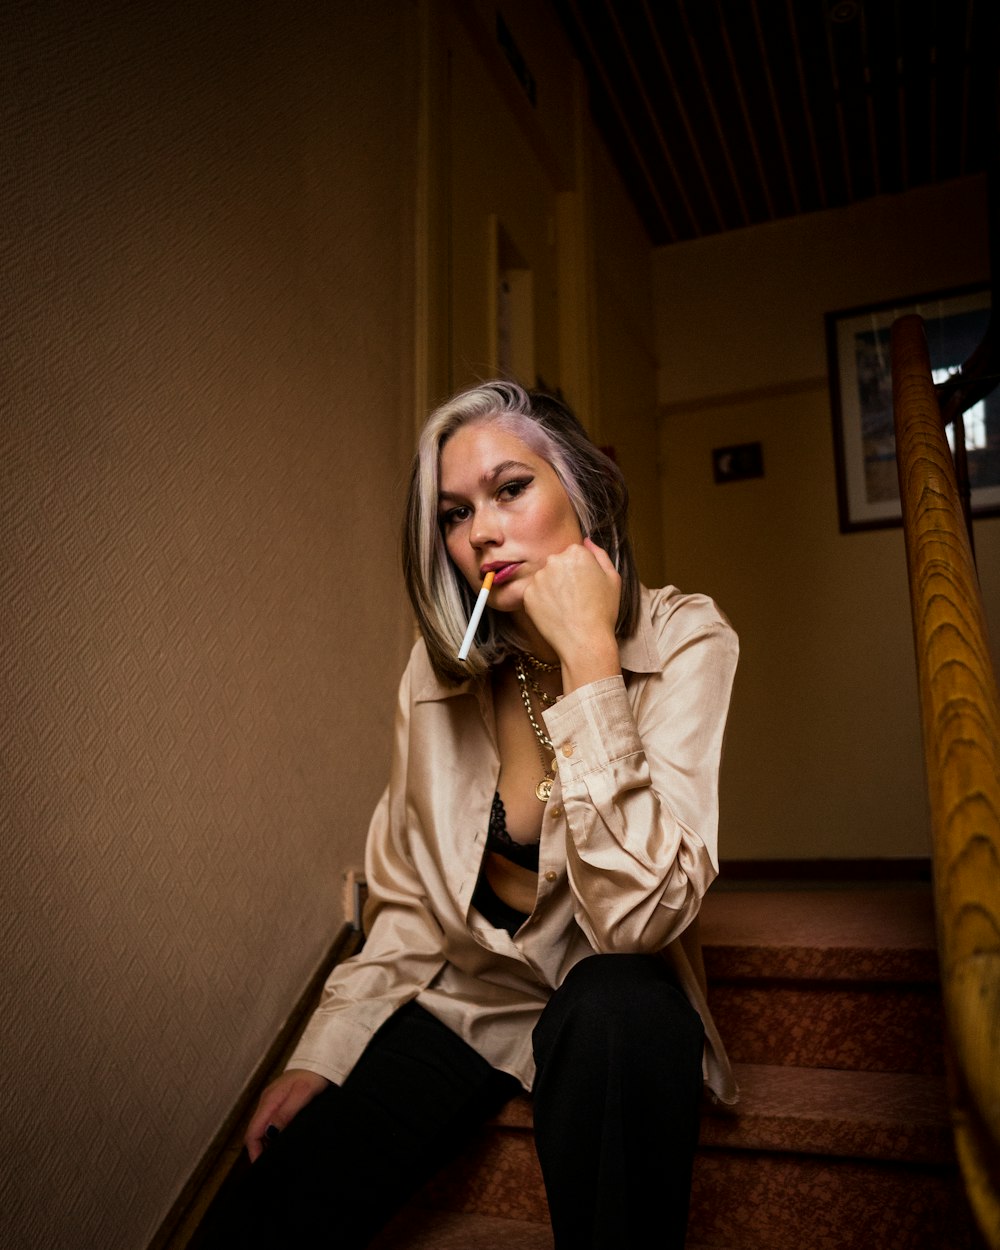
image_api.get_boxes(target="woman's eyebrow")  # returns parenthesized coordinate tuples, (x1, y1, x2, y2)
(481, 459, 532, 484)
(438, 460, 533, 503)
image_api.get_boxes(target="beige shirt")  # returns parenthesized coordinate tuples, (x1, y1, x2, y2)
(288, 585, 740, 1104)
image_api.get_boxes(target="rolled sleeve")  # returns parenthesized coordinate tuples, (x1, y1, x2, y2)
(542, 619, 737, 956)
(545, 675, 642, 780)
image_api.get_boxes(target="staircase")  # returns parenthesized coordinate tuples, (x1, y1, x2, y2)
(371, 885, 978, 1250)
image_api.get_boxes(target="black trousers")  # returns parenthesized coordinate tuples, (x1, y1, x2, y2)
(198, 954, 705, 1250)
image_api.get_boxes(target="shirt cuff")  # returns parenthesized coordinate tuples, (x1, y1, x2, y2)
(542, 675, 643, 783)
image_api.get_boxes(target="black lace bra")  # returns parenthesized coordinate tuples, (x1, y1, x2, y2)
(486, 791, 540, 872)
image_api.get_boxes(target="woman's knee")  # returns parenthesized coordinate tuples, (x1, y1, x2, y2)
(534, 953, 704, 1065)
(561, 951, 670, 999)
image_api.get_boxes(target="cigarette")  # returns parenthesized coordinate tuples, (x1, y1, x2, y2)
(458, 572, 495, 660)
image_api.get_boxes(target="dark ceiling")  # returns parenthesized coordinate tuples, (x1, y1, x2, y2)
(552, 0, 998, 247)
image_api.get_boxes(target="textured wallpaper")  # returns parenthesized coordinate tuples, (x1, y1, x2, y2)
(2, 3, 417, 1246)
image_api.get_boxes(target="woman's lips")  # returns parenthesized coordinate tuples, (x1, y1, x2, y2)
(484, 562, 521, 586)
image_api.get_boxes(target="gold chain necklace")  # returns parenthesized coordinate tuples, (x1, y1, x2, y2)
(523, 667, 556, 707)
(517, 649, 559, 705)
(514, 654, 558, 801)
(520, 650, 560, 673)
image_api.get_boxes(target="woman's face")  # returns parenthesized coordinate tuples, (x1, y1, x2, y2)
(438, 419, 584, 617)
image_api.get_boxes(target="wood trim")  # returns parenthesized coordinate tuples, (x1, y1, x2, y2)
(658, 375, 827, 418)
(414, 0, 452, 424)
(718, 857, 932, 883)
(556, 63, 598, 433)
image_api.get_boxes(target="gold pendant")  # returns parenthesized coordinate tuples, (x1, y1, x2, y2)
(535, 776, 553, 802)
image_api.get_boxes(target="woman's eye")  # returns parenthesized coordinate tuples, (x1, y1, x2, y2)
(441, 505, 470, 527)
(499, 477, 532, 501)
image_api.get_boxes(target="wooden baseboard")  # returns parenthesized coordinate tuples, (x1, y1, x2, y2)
(149, 925, 364, 1250)
(718, 857, 932, 883)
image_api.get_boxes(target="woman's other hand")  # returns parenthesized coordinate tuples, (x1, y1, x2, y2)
(523, 537, 622, 692)
(245, 1068, 330, 1162)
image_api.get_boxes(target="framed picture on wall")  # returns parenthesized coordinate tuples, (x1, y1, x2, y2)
(826, 283, 999, 532)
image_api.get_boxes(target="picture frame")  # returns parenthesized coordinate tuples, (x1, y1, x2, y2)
(826, 283, 998, 532)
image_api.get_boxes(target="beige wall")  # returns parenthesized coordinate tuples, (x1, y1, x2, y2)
(2, 2, 665, 1246)
(654, 177, 999, 861)
(2, 3, 418, 1246)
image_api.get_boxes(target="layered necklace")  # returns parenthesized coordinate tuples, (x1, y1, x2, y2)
(513, 651, 560, 801)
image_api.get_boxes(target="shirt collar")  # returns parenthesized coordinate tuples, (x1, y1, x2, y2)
(413, 585, 658, 703)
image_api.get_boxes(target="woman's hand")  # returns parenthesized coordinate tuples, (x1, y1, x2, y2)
(522, 537, 622, 692)
(245, 1068, 330, 1162)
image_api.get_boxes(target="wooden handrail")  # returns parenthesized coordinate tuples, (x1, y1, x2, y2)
(933, 158, 1000, 558)
(892, 313, 1000, 1250)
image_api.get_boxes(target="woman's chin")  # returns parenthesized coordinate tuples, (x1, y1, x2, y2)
(487, 584, 524, 615)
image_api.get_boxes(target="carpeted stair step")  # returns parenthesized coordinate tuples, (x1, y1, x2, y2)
(691, 1149, 974, 1250)
(370, 1208, 554, 1250)
(405, 1062, 967, 1228)
(701, 1063, 954, 1163)
(375, 889, 976, 1248)
(370, 1209, 737, 1250)
(699, 887, 945, 1074)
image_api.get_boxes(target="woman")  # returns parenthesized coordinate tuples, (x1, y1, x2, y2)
(204, 382, 738, 1249)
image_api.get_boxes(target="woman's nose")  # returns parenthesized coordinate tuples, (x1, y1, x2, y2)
(470, 509, 500, 549)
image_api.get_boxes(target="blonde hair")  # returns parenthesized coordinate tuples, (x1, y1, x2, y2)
(402, 381, 640, 682)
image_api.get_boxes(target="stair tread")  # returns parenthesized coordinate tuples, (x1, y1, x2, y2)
(705, 1064, 954, 1163)
(370, 1207, 554, 1249)
(370, 1205, 738, 1250)
(700, 888, 939, 981)
(490, 1065, 954, 1165)
(728, 1062, 948, 1124)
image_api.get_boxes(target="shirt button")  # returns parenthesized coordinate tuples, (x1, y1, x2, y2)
(550, 806, 562, 818)
(561, 743, 575, 758)
(544, 871, 557, 882)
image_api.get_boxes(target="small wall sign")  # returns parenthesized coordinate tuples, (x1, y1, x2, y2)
(712, 442, 764, 484)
